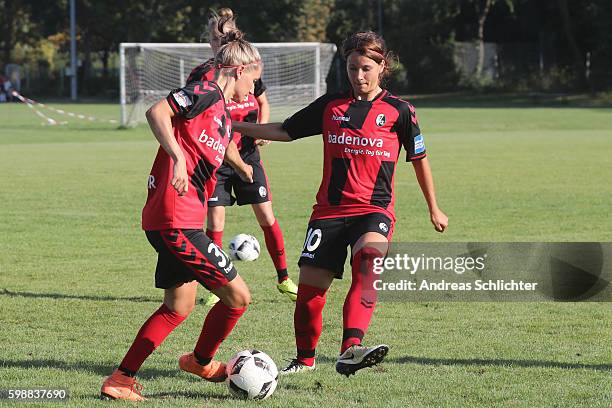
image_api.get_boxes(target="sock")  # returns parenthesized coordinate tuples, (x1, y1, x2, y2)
(206, 228, 223, 248)
(276, 269, 289, 282)
(294, 284, 327, 366)
(194, 302, 246, 360)
(260, 220, 288, 282)
(194, 352, 212, 367)
(341, 246, 383, 353)
(119, 304, 187, 375)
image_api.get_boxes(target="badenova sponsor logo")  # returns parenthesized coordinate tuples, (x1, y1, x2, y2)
(327, 131, 384, 148)
(198, 129, 227, 155)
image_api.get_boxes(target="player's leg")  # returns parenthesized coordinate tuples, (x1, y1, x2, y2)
(101, 231, 199, 400)
(281, 217, 348, 375)
(251, 201, 298, 300)
(203, 168, 234, 306)
(281, 265, 335, 374)
(101, 282, 197, 401)
(206, 206, 225, 248)
(170, 229, 249, 382)
(236, 158, 297, 299)
(335, 214, 392, 377)
(206, 164, 234, 249)
(182, 275, 250, 381)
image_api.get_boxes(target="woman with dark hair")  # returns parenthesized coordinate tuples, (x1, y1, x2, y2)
(233, 31, 448, 377)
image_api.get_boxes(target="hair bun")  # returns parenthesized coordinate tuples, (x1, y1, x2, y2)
(218, 7, 234, 19)
(221, 29, 244, 43)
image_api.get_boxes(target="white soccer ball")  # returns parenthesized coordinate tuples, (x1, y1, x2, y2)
(228, 234, 260, 261)
(226, 349, 278, 400)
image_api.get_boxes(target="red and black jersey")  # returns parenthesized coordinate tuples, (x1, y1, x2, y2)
(187, 59, 265, 157)
(142, 80, 232, 230)
(282, 90, 426, 222)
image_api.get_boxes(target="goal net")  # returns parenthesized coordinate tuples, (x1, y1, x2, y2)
(119, 42, 337, 127)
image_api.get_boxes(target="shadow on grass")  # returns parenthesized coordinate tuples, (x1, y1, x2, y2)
(392, 356, 611, 371)
(0, 358, 236, 402)
(0, 288, 159, 303)
(315, 354, 610, 371)
(0, 358, 178, 379)
(145, 390, 232, 400)
(405, 92, 612, 109)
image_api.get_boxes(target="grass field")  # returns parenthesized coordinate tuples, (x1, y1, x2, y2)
(0, 96, 611, 407)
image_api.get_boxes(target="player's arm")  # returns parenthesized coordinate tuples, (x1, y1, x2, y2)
(254, 91, 271, 146)
(256, 91, 270, 124)
(145, 100, 188, 196)
(234, 93, 332, 142)
(412, 157, 448, 233)
(232, 122, 292, 142)
(398, 101, 447, 232)
(224, 140, 254, 183)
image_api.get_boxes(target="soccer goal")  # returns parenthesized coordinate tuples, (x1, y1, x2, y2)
(119, 42, 337, 127)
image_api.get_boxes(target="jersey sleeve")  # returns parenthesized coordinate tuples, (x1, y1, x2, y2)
(395, 102, 426, 161)
(253, 79, 266, 98)
(166, 80, 221, 120)
(281, 93, 336, 140)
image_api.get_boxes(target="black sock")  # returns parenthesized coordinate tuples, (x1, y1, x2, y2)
(118, 366, 136, 377)
(194, 351, 212, 366)
(276, 268, 289, 282)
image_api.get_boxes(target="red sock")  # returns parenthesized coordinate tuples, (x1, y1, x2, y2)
(341, 247, 383, 353)
(119, 304, 187, 375)
(294, 284, 327, 366)
(205, 229, 223, 248)
(260, 220, 287, 274)
(194, 302, 246, 359)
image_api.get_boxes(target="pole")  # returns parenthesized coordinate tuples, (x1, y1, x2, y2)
(314, 45, 321, 98)
(378, 0, 383, 36)
(119, 44, 126, 127)
(70, 0, 77, 101)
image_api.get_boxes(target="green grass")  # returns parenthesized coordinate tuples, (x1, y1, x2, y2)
(0, 98, 611, 407)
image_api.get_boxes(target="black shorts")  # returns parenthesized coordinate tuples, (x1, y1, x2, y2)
(298, 212, 393, 279)
(145, 229, 237, 290)
(208, 154, 271, 207)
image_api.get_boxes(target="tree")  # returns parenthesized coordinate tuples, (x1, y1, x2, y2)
(556, 0, 582, 78)
(471, 0, 514, 77)
(295, 0, 334, 42)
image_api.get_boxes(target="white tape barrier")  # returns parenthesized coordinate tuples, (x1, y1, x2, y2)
(11, 91, 118, 125)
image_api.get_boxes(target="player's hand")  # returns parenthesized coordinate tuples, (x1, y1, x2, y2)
(238, 164, 254, 183)
(255, 139, 271, 146)
(171, 157, 189, 196)
(430, 208, 448, 233)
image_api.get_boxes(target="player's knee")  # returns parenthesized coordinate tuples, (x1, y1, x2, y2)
(165, 301, 195, 317)
(222, 287, 251, 308)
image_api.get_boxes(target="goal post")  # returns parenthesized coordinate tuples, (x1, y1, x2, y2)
(119, 42, 337, 127)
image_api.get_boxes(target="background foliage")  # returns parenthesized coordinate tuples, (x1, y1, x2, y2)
(1, 0, 611, 96)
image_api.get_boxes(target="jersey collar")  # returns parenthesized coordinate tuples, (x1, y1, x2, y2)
(349, 89, 387, 104)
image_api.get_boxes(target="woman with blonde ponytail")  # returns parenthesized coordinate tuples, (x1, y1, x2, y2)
(191, 8, 298, 307)
(100, 29, 264, 401)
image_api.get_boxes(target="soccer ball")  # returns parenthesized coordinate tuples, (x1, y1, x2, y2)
(226, 349, 278, 400)
(228, 234, 260, 261)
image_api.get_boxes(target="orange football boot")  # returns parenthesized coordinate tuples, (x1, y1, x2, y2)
(178, 352, 227, 382)
(100, 369, 145, 401)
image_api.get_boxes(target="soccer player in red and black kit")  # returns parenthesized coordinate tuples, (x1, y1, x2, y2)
(193, 9, 298, 306)
(233, 31, 449, 377)
(100, 32, 264, 401)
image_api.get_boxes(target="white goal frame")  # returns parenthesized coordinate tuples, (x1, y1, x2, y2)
(119, 42, 337, 127)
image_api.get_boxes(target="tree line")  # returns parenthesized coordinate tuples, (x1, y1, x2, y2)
(1, 0, 610, 96)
